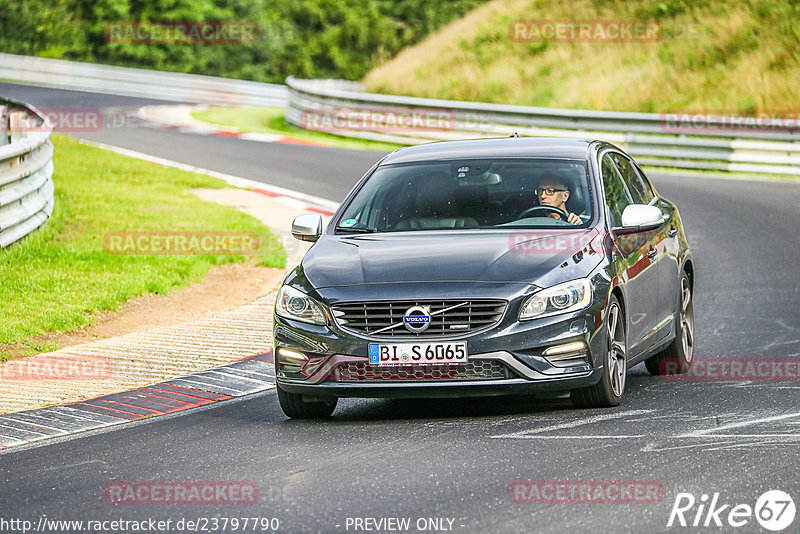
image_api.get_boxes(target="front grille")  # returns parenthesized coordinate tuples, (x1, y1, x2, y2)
(331, 300, 506, 338)
(334, 360, 514, 382)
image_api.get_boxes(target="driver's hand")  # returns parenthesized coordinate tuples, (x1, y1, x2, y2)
(567, 212, 581, 225)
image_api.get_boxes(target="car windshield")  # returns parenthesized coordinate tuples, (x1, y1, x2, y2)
(336, 159, 593, 233)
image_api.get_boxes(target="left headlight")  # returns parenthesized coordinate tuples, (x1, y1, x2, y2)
(275, 285, 327, 325)
(519, 278, 592, 320)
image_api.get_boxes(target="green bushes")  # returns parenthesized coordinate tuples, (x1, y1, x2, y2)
(0, 0, 486, 82)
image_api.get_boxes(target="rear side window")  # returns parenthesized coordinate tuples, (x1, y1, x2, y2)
(601, 154, 632, 227)
(611, 153, 651, 204)
(636, 165, 657, 199)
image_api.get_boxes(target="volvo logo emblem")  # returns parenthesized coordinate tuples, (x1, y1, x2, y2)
(403, 306, 431, 333)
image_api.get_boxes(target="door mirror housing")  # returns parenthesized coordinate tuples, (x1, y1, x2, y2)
(614, 204, 665, 234)
(291, 213, 323, 242)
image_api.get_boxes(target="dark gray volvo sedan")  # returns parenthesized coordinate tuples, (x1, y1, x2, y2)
(273, 138, 694, 418)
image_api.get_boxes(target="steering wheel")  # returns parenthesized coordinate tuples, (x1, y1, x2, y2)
(517, 205, 571, 221)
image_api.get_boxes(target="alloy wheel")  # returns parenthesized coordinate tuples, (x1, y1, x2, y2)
(680, 276, 694, 362)
(607, 303, 626, 397)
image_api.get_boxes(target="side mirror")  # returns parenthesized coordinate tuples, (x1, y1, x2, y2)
(615, 204, 665, 234)
(291, 213, 323, 242)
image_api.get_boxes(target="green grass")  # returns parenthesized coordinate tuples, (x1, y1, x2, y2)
(363, 0, 800, 114)
(0, 135, 285, 360)
(191, 107, 403, 152)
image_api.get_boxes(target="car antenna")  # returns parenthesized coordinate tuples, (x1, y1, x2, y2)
(509, 132, 519, 137)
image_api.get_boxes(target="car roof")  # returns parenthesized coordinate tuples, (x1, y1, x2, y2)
(380, 137, 596, 165)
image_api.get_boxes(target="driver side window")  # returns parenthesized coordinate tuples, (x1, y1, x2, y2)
(601, 154, 632, 227)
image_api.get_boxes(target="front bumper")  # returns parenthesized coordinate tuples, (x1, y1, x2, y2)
(278, 352, 598, 399)
(273, 300, 608, 399)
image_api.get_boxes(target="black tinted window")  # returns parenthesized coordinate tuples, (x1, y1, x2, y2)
(601, 154, 631, 227)
(611, 153, 650, 204)
(336, 159, 593, 232)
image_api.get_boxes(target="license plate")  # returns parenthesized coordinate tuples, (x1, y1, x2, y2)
(368, 342, 468, 366)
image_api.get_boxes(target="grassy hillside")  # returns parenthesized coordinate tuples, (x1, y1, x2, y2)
(363, 0, 799, 113)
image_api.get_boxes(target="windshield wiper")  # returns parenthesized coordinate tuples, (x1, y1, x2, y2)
(335, 225, 377, 234)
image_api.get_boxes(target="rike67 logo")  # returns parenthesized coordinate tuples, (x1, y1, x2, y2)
(668, 490, 795, 531)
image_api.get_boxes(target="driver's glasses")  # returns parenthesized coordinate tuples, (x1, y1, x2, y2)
(536, 187, 567, 197)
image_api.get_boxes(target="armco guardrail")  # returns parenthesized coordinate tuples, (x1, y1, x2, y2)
(2, 54, 797, 175)
(0, 99, 55, 248)
(0, 53, 286, 107)
(286, 77, 800, 176)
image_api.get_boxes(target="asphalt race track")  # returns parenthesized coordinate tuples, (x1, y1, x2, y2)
(1, 83, 799, 533)
(0, 83, 378, 202)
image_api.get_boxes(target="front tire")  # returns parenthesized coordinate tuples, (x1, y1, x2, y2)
(571, 295, 626, 408)
(276, 385, 337, 419)
(645, 271, 694, 375)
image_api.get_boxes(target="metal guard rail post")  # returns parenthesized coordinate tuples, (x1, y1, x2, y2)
(285, 77, 800, 176)
(0, 53, 287, 108)
(0, 98, 55, 248)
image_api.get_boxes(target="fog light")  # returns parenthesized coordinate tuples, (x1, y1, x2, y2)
(542, 341, 590, 368)
(542, 341, 587, 357)
(277, 348, 308, 365)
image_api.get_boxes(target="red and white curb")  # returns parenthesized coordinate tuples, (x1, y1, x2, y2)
(78, 139, 338, 216)
(140, 122, 331, 148)
(0, 352, 275, 450)
(136, 104, 330, 148)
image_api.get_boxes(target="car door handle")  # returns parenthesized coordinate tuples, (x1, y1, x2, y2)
(668, 226, 678, 238)
(646, 246, 658, 259)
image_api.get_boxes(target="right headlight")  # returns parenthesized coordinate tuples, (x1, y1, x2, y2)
(275, 285, 327, 325)
(519, 278, 592, 320)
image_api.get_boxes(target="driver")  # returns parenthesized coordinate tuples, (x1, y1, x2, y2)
(536, 175, 582, 225)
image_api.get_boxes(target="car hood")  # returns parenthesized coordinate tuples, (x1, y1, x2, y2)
(301, 229, 602, 289)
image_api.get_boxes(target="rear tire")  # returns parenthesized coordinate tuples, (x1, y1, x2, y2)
(276, 385, 337, 419)
(571, 295, 626, 408)
(645, 271, 694, 376)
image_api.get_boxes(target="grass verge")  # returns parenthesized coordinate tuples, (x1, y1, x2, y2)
(191, 106, 403, 152)
(0, 135, 285, 361)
